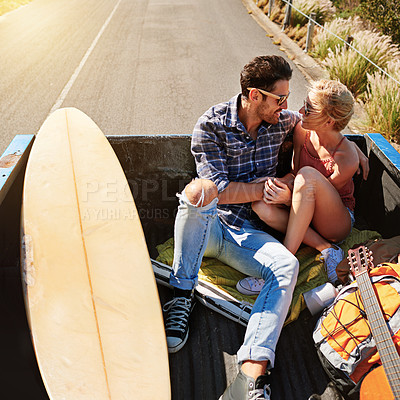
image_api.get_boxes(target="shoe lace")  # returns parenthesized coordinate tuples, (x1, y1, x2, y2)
(252, 278, 265, 289)
(163, 297, 192, 332)
(321, 248, 342, 282)
(325, 259, 338, 282)
(249, 384, 271, 399)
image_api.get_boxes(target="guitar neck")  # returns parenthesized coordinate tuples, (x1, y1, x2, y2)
(357, 270, 400, 398)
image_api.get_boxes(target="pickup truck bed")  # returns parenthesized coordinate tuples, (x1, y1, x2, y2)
(0, 133, 399, 399)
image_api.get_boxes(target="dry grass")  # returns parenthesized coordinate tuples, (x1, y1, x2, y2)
(265, 1, 285, 23)
(286, 25, 307, 48)
(323, 30, 400, 97)
(312, 16, 365, 60)
(0, 0, 33, 16)
(364, 60, 400, 143)
(291, 0, 336, 27)
(259, 0, 335, 27)
(258, 0, 336, 49)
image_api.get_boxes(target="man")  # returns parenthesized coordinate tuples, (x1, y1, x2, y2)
(163, 55, 299, 400)
(163, 55, 367, 399)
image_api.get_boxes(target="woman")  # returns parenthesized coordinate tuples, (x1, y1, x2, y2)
(238, 79, 359, 294)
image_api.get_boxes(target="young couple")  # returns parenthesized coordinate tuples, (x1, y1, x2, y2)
(163, 55, 368, 400)
(237, 78, 363, 296)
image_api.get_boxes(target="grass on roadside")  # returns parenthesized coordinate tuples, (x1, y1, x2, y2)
(291, 0, 335, 28)
(363, 61, 400, 143)
(331, 0, 362, 18)
(256, 0, 336, 49)
(323, 30, 400, 98)
(0, 0, 33, 16)
(312, 16, 364, 60)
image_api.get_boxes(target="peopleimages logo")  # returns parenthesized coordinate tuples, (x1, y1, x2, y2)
(79, 178, 183, 221)
(81, 178, 187, 203)
(81, 180, 133, 203)
(82, 207, 137, 221)
(81, 207, 172, 221)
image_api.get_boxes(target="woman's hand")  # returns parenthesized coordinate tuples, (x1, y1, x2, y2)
(352, 142, 369, 180)
(263, 177, 292, 206)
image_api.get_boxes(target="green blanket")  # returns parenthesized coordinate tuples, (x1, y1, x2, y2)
(156, 228, 381, 325)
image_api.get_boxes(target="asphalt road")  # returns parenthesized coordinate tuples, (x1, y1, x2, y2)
(0, 0, 308, 155)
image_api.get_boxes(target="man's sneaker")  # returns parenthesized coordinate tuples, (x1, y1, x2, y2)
(163, 290, 194, 353)
(219, 369, 271, 400)
(320, 245, 344, 285)
(236, 277, 265, 295)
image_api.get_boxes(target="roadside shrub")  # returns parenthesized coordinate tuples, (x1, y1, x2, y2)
(258, 0, 335, 29)
(269, 1, 285, 23)
(256, 0, 268, 7)
(323, 30, 400, 97)
(312, 16, 364, 60)
(257, 0, 285, 23)
(364, 61, 400, 143)
(286, 25, 307, 42)
(291, 0, 336, 27)
(360, 0, 400, 45)
(331, 0, 362, 19)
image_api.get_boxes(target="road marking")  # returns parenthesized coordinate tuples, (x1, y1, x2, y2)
(48, 0, 122, 116)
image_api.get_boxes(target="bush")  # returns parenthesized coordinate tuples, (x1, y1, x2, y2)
(331, 0, 362, 18)
(268, 0, 285, 23)
(259, 0, 335, 28)
(360, 0, 400, 45)
(323, 30, 400, 97)
(364, 61, 400, 143)
(257, 0, 285, 22)
(312, 16, 364, 60)
(291, 0, 336, 27)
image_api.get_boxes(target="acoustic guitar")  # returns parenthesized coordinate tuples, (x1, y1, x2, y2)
(348, 246, 400, 400)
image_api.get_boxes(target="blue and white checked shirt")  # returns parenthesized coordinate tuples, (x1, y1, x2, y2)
(191, 94, 300, 230)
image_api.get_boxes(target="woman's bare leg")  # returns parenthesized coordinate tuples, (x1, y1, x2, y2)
(284, 166, 351, 254)
(251, 201, 290, 233)
(252, 197, 334, 254)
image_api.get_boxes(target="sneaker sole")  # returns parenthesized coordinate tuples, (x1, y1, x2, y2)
(167, 327, 189, 354)
(236, 281, 261, 296)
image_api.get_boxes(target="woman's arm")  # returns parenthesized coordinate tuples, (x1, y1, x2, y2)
(328, 139, 359, 190)
(292, 122, 307, 174)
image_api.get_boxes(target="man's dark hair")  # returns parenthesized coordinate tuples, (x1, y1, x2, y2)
(240, 55, 292, 98)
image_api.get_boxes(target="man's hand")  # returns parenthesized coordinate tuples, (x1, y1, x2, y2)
(263, 177, 292, 206)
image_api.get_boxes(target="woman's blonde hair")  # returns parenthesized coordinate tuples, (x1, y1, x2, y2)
(308, 79, 355, 131)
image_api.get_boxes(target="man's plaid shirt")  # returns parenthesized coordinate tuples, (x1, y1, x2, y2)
(191, 94, 300, 230)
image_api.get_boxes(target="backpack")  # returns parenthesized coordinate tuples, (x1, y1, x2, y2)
(313, 263, 400, 399)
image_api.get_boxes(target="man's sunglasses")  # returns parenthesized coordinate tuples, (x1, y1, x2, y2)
(247, 88, 290, 106)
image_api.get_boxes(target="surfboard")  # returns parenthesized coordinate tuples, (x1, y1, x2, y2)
(21, 107, 170, 399)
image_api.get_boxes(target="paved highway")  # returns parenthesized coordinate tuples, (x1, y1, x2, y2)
(0, 0, 308, 154)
